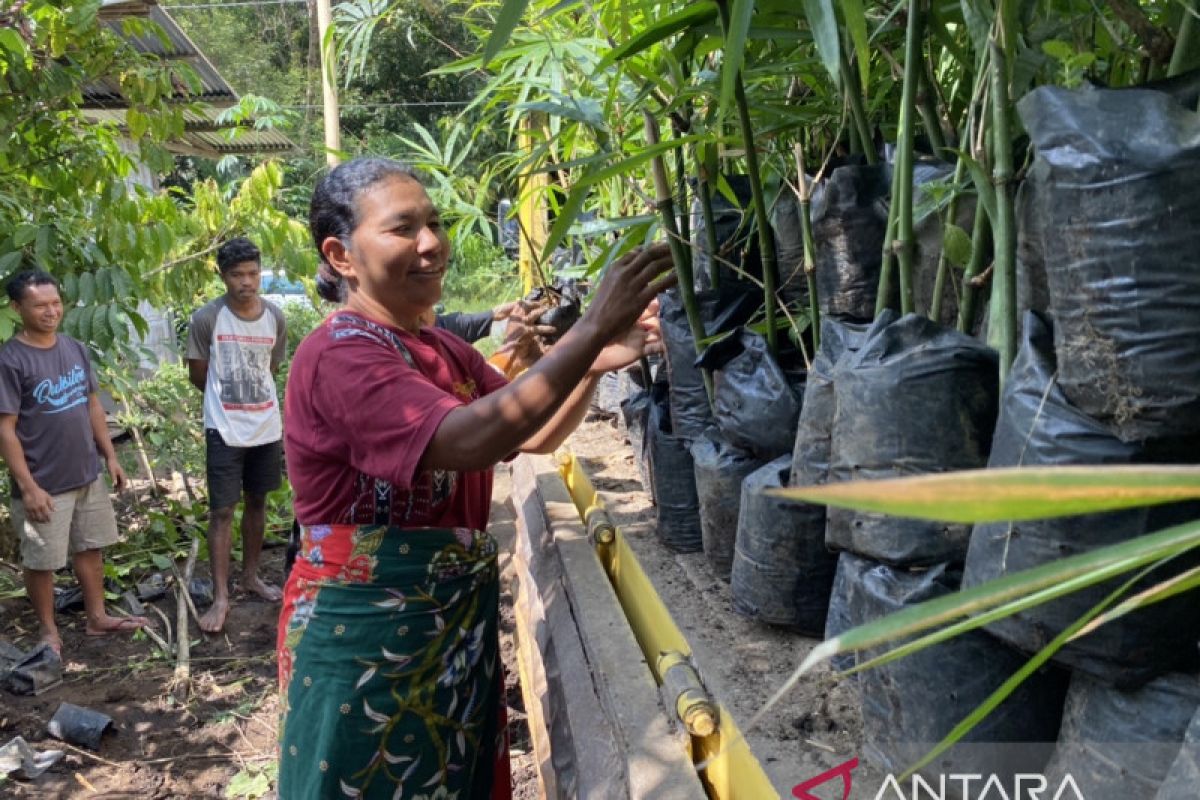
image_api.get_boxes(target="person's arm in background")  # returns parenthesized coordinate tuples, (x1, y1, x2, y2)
(88, 393, 126, 491)
(0, 414, 52, 522)
(184, 307, 212, 393)
(435, 310, 494, 344)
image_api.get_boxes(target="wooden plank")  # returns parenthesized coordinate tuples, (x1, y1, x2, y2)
(534, 463, 708, 800)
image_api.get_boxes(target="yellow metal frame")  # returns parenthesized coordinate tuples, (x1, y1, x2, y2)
(558, 454, 779, 800)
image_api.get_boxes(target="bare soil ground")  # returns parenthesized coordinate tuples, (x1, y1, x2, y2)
(569, 414, 868, 796)
(0, 485, 538, 799)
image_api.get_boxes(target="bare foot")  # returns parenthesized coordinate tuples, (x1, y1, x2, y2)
(198, 599, 230, 633)
(39, 630, 63, 657)
(244, 574, 282, 602)
(86, 614, 148, 637)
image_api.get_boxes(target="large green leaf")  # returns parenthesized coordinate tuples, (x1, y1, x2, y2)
(839, 0, 870, 89)
(596, 4, 719, 71)
(747, 517, 1200, 733)
(803, 0, 841, 83)
(718, 0, 756, 117)
(482, 0, 534, 68)
(774, 465, 1200, 523)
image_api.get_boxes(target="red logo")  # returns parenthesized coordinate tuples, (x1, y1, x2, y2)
(792, 757, 859, 800)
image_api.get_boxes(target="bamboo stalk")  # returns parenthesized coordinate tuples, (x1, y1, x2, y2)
(696, 168, 722, 289)
(841, 49, 878, 165)
(643, 110, 715, 408)
(916, 59, 948, 158)
(172, 537, 201, 696)
(1169, 0, 1200, 77)
(894, 0, 926, 317)
(716, 0, 781, 356)
(793, 141, 821, 353)
(987, 38, 1017, 380)
(119, 398, 159, 498)
(956, 198, 992, 333)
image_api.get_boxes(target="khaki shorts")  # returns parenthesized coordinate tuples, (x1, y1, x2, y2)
(14, 477, 120, 571)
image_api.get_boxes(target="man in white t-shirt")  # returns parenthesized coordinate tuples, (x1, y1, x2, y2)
(186, 238, 287, 633)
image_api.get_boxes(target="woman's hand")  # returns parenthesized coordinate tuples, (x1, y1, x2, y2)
(581, 243, 676, 343)
(590, 300, 663, 374)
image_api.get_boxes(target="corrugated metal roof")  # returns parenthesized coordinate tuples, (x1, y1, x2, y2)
(87, 0, 296, 157)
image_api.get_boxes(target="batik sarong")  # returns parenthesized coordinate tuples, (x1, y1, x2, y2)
(277, 524, 510, 799)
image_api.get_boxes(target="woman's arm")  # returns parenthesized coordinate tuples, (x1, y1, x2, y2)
(420, 244, 675, 472)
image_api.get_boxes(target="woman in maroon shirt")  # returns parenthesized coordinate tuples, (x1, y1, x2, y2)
(278, 157, 673, 800)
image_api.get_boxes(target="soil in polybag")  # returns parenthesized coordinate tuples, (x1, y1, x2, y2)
(849, 560, 1068, 781)
(1157, 694, 1200, 800)
(811, 163, 894, 321)
(690, 429, 766, 580)
(647, 383, 702, 552)
(712, 330, 804, 460)
(1019, 84, 1200, 442)
(1043, 671, 1200, 800)
(827, 313, 999, 566)
(690, 174, 764, 290)
(730, 455, 836, 634)
(963, 311, 1200, 688)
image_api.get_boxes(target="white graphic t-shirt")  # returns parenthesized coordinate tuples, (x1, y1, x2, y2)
(186, 297, 286, 447)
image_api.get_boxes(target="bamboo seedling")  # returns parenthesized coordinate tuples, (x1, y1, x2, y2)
(894, 0, 926, 317)
(986, 34, 1018, 380)
(792, 140, 821, 352)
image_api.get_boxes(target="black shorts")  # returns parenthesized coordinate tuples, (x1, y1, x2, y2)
(205, 429, 282, 510)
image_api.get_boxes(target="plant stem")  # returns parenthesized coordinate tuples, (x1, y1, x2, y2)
(643, 110, 715, 407)
(956, 197, 991, 333)
(930, 157, 968, 322)
(917, 59, 948, 158)
(841, 49, 877, 165)
(1169, 0, 1200, 77)
(793, 142, 821, 354)
(697, 164, 722, 290)
(987, 38, 1017, 380)
(894, 0, 925, 316)
(672, 118, 691, 248)
(717, 0, 780, 356)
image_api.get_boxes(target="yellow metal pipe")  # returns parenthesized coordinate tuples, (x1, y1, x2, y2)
(557, 453, 779, 800)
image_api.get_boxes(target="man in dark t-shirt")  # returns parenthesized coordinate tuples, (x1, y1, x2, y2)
(0, 270, 147, 655)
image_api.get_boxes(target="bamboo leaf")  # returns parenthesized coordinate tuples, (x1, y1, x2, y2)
(575, 134, 707, 188)
(596, 4, 719, 70)
(719, 0, 756, 117)
(774, 466, 1200, 523)
(747, 518, 1200, 733)
(482, 0, 534, 68)
(803, 0, 842, 83)
(540, 182, 589, 264)
(958, 150, 997, 225)
(839, 0, 871, 89)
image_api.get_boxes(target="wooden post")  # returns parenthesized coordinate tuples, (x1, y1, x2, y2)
(517, 114, 548, 294)
(315, 0, 342, 166)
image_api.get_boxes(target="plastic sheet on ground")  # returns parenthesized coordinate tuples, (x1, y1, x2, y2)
(0, 736, 63, 781)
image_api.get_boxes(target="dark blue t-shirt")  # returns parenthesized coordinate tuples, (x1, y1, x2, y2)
(0, 334, 101, 494)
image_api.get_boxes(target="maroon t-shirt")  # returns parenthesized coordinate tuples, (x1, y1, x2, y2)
(284, 311, 508, 530)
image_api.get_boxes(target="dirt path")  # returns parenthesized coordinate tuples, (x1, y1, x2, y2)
(0, 486, 538, 798)
(569, 415, 867, 795)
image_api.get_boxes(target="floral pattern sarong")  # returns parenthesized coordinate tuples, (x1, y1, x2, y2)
(277, 524, 509, 800)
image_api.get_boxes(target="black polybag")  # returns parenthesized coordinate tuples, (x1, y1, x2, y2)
(690, 430, 766, 580)
(647, 384, 702, 552)
(690, 175, 763, 290)
(1019, 85, 1200, 442)
(713, 330, 803, 460)
(827, 313, 999, 566)
(771, 189, 814, 311)
(823, 552, 865, 676)
(658, 288, 716, 441)
(1157, 699, 1200, 800)
(963, 312, 1200, 688)
(1044, 671, 1200, 800)
(788, 316, 878, 487)
(47, 703, 113, 751)
(620, 388, 654, 500)
(850, 561, 1068, 780)
(730, 456, 836, 634)
(811, 164, 892, 320)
